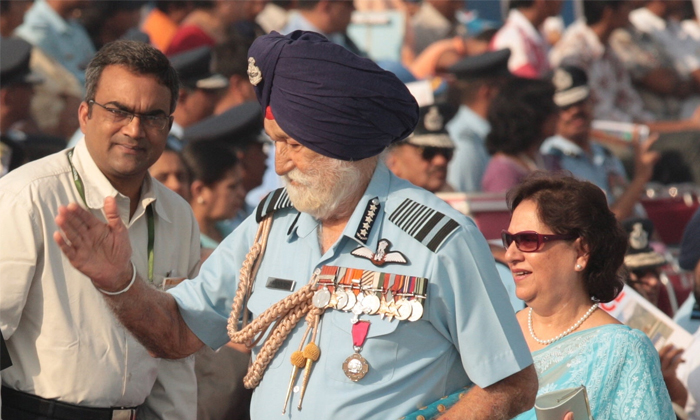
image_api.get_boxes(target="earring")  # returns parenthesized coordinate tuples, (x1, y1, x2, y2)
(197, 197, 205, 204)
(575, 264, 583, 271)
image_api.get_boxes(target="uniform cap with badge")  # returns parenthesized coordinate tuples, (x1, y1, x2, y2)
(169, 46, 228, 91)
(401, 103, 456, 155)
(552, 65, 590, 109)
(448, 48, 511, 81)
(0, 38, 43, 89)
(183, 101, 265, 147)
(247, 30, 419, 161)
(623, 218, 666, 270)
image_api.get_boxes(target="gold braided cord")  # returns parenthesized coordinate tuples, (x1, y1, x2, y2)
(226, 215, 323, 389)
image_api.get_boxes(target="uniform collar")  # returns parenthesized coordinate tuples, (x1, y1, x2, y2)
(542, 135, 585, 156)
(71, 137, 171, 225)
(287, 161, 392, 253)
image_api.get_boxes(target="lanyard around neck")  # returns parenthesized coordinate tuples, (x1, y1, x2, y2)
(66, 148, 155, 282)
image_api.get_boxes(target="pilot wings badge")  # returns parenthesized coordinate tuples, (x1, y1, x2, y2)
(351, 239, 408, 267)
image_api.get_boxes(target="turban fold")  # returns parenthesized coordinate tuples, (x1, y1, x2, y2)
(248, 30, 419, 161)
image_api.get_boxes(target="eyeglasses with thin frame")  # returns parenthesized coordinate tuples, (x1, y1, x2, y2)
(408, 144, 454, 161)
(89, 100, 172, 131)
(501, 230, 577, 253)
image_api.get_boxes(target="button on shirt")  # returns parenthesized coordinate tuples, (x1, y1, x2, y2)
(170, 162, 532, 420)
(541, 135, 628, 204)
(15, 0, 95, 86)
(446, 105, 491, 193)
(0, 139, 200, 415)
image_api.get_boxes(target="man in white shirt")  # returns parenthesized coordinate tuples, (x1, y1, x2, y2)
(0, 40, 200, 420)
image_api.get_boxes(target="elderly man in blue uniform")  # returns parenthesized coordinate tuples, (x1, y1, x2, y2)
(541, 65, 659, 221)
(446, 49, 511, 193)
(53, 31, 537, 420)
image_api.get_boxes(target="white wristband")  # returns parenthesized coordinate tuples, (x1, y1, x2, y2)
(97, 261, 137, 296)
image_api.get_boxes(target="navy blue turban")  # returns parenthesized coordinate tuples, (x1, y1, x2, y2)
(247, 30, 419, 161)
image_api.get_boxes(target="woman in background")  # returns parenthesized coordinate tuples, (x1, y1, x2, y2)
(481, 77, 559, 192)
(182, 140, 246, 259)
(504, 173, 674, 419)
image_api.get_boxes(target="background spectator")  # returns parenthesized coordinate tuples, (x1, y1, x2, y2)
(385, 103, 456, 193)
(481, 77, 558, 192)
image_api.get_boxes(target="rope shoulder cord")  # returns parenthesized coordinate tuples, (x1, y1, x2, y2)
(226, 212, 324, 390)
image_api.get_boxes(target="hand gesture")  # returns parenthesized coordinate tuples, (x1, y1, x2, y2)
(54, 197, 133, 292)
(632, 131, 660, 184)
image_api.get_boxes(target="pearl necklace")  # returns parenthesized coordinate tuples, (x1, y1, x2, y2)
(528, 303, 599, 345)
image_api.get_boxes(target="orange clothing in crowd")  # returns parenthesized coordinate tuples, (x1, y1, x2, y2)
(142, 8, 179, 53)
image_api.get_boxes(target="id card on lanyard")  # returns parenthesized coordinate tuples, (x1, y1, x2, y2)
(66, 148, 155, 283)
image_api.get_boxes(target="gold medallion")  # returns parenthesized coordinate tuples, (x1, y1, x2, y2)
(342, 353, 369, 382)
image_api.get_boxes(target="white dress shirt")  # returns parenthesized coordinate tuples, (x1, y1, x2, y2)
(0, 139, 200, 418)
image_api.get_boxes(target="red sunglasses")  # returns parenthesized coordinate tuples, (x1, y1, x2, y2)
(501, 230, 577, 252)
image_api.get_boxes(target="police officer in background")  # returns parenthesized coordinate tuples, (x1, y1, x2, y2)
(54, 31, 537, 419)
(385, 103, 457, 194)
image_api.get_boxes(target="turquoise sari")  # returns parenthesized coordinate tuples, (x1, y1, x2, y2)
(515, 324, 674, 419)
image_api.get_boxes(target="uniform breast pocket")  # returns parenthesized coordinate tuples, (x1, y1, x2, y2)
(322, 311, 399, 384)
(245, 288, 301, 370)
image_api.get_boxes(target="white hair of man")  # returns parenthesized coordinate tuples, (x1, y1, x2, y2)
(284, 154, 378, 222)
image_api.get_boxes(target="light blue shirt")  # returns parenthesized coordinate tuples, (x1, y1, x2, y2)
(541, 135, 629, 204)
(170, 162, 532, 420)
(446, 105, 491, 193)
(15, 0, 95, 86)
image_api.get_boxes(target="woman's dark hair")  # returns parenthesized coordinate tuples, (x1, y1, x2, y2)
(507, 172, 627, 303)
(181, 141, 238, 187)
(485, 77, 557, 156)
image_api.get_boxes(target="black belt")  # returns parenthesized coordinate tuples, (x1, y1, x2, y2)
(1, 387, 138, 420)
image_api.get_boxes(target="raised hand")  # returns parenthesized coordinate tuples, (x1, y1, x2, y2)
(54, 197, 133, 292)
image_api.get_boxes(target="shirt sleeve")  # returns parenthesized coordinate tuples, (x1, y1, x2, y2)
(169, 215, 259, 350)
(427, 223, 532, 388)
(0, 190, 41, 339)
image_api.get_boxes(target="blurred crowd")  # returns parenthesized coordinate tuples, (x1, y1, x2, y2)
(3, 0, 700, 419)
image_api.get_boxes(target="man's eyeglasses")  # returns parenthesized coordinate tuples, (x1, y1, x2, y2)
(410, 145, 454, 161)
(501, 230, 577, 252)
(89, 100, 172, 131)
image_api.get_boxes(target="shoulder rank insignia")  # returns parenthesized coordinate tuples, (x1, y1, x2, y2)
(388, 198, 459, 252)
(255, 188, 294, 222)
(351, 239, 408, 266)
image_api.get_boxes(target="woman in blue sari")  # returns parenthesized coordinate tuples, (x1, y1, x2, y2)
(503, 173, 675, 420)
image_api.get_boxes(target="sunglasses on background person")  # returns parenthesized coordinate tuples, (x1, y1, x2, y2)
(501, 230, 577, 253)
(408, 144, 454, 161)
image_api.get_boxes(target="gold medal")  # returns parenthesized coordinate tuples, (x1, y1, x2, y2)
(342, 352, 369, 382)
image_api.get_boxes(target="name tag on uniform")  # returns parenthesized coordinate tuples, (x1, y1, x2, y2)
(266, 277, 296, 292)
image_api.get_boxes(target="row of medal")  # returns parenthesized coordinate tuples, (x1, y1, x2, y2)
(311, 265, 428, 322)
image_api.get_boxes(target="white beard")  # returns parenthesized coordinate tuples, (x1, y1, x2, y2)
(283, 156, 370, 221)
